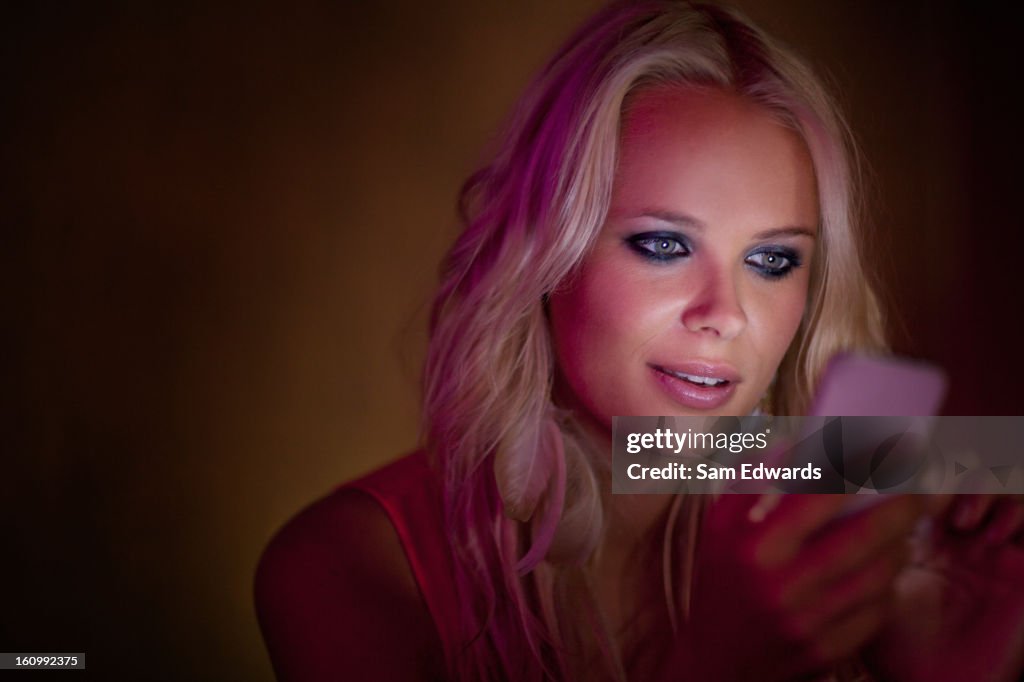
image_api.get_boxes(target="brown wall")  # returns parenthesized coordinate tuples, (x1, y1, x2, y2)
(4, 1, 1020, 679)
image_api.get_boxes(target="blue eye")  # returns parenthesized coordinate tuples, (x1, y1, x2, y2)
(745, 248, 801, 279)
(626, 232, 691, 261)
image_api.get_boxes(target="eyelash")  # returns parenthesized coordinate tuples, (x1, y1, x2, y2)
(625, 232, 804, 280)
(626, 232, 692, 261)
(746, 247, 802, 279)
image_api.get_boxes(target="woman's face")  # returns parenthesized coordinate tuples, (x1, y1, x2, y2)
(548, 86, 818, 428)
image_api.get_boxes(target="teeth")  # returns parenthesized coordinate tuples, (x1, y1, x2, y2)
(669, 370, 726, 386)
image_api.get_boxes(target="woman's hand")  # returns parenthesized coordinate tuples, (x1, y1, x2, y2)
(865, 494, 1024, 682)
(663, 494, 926, 681)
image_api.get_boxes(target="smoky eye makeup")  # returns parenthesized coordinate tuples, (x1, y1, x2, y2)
(744, 245, 804, 279)
(624, 231, 692, 262)
(622, 226, 809, 279)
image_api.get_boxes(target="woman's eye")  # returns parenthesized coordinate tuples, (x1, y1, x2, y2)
(745, 249, 800, 278)
(627, 233, 691, 261)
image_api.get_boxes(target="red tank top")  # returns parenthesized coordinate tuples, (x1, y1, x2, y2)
(338, 451, 461, 676)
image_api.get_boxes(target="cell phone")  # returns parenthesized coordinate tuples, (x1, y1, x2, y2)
(804, 353, 948, 517)
(808, 353, 948, 417)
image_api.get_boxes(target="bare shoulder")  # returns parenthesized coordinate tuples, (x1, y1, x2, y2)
(254, 485, 445, 681)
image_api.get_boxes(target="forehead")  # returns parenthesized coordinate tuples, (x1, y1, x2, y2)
(612, 86, 819, 229)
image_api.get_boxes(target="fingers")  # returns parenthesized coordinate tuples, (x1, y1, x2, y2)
(795, 495, 923, 588)
(948, 495, 1024, 545)
(981, 498, 1024, 545)
(951, 494, 998, 532)
(758, 496, 919, 633)
(753, 495, 848, 566)
(705, 491, 766, 530)
(727, 493, 923, 574)
(790, 536, 909, 621)
(779, 592, 893, 678)
(693, 493, 917, 679)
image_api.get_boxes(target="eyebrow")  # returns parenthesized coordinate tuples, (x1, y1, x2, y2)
(630, 209, 817, 240)
(752, 226, 817, 240)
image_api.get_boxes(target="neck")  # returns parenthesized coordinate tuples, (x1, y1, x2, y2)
(556, 409, 683, 677)
(565, 411, 676, 567)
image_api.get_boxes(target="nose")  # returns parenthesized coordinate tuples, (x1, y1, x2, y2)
(680, 266, 747, 340)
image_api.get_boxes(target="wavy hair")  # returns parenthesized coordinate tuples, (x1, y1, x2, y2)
(421, 1, 886, 679)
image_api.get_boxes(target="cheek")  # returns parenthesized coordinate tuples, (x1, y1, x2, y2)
(550, 267, 623, 370)
(548, 260, 658, 398)
(749, 277, 810, 361)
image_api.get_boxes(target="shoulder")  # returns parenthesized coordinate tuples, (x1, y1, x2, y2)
(254, 458, 445, 681)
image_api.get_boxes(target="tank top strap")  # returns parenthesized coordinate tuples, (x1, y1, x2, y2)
(339, 451, 460, 675)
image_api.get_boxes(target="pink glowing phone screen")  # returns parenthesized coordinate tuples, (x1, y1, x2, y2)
(807, 353, 948, 417)
(804, 353, 948, 519)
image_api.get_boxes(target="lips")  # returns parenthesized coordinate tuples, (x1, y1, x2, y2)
(649, 361, 740, 410)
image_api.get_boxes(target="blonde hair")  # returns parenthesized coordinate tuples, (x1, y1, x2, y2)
(422, 1, 886, 679)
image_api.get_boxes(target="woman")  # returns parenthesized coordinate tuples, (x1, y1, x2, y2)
(255, 2, 1024, 680)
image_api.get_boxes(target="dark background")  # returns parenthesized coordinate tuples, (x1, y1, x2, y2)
(3, 1, 1022, 679)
